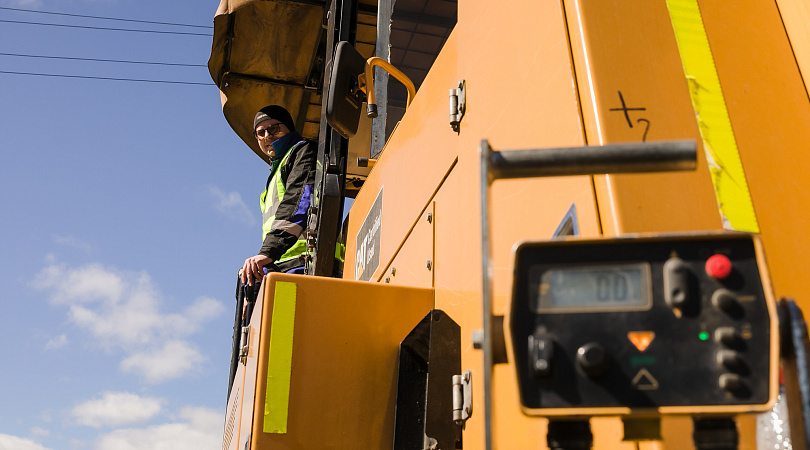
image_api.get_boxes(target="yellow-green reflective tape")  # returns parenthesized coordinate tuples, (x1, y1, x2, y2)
(666, 0, 759, 233)
(263, 281, 297, 434)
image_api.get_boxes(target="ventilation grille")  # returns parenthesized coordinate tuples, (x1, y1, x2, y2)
(223, 385, 240, 450)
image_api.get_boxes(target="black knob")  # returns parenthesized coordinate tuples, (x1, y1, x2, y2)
(716, 350, 743, 370)
(576, 342, 609, 377)
(719, 373, 743, 392)
(663, 257, 691, 309)
(711, 289, 738, 312)
(715, 327, 741, 346)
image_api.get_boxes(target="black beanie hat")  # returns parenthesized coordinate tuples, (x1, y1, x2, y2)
(254, 105, 295, 133)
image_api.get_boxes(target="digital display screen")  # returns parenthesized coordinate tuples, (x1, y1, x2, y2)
(531, 263, 651, 312)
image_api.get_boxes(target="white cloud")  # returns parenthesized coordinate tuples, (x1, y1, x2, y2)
(174, 297, 224, 335)
(71, 392, 162, 428)
(39, 263, 124, 306)
(209, 186, 255, 226)
(36, 262, 225, 383)
(120, 341, 205, 384)
(44, 334, 68, 350)
(0, 434, 50, 450)
(66, 274, 163, 347)
(53, 235, 94, 254)
(29, 427, 49, 438)
(94, 407, 221, 450)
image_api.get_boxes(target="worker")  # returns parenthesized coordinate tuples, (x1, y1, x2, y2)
(240, 105, 316, 285)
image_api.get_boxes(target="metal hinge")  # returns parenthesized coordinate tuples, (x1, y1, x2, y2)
(449, 79, 466, 132)
(452, 370, 473, 427)
(423, 436, 438, 450)
(239, 326, 249, 364)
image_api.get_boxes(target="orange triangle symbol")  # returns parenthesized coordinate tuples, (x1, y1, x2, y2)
(628, 331, 655, 352)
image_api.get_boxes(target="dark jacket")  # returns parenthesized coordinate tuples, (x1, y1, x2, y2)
(258, 138, 316, 262)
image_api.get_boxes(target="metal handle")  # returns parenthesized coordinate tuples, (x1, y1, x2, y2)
(488, 139, 697, 182)
(365, 57, 417, 118)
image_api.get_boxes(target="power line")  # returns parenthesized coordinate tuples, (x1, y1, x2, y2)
(0, 18, 211, 36)
(0, 6, 212, 29)
(0, 52, 207, 67)
(0, 70, 212, 86)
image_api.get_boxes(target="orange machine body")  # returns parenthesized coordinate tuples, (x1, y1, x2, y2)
(216, 0, 810, 448)
(342, 0, 809, 448)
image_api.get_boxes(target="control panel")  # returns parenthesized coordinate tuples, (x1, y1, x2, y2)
(509, 233, 778, 416)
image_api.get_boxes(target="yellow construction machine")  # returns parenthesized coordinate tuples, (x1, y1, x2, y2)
(209, 0, 810, 448)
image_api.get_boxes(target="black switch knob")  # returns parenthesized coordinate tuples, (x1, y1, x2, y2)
(715, 327, 741, 346)
(719, 373, 743, 392)
(529, 333, 554, 378)
(716, 350, 744, 370)
(576, 342, 609, 377)
(712, 289, 738, 312)
(664, 257, 691, 309)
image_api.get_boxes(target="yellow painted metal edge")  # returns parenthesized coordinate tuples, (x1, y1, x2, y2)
(666, 0, 759, 233)
(263, 281, 297, 434)
(774, 0, 810, 97)
(752, 234, 782, 414)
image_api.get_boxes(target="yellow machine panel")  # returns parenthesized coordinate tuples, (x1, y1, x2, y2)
(224, 274, 434, 449)
(383, 205, 435, 287)
(344, 30, 461, 286)
(563, 0, 722, 236)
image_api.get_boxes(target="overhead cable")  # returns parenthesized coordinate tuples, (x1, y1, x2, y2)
(0, 70, 211, 86)
(0, 6, 211, 29)
(0, 52, 207, 67)
(0, 18, 211, 36)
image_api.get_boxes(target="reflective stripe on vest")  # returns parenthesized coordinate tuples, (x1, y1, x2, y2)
(260, 141, 309, 263)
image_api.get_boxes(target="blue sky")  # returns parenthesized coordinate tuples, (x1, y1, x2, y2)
(0, 1, 270, 448)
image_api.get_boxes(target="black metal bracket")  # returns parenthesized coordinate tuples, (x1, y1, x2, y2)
(310, 0, 357, 277)
(692, 417, 738, 450)
(394, 310, 462, 450)
(779, 298, 810, 449)
(547, 420, 593, 450)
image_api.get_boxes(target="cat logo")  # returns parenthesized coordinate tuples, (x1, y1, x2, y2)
(355, 188, 383, 281)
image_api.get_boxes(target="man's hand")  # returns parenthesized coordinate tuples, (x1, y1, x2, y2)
(241, 254, 273, 286)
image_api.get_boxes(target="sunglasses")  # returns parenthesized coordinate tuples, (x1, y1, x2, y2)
(256, 123, 283, 138)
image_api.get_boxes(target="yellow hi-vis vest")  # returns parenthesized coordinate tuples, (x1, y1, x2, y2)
(260, 141, 309, 264)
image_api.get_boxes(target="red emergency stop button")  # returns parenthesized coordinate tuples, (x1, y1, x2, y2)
(706, 254, 732, 279)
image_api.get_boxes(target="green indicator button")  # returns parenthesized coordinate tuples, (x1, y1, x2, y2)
(699, 331, 710, 341)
